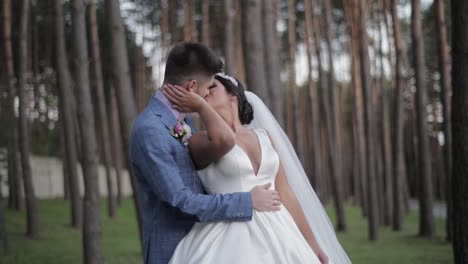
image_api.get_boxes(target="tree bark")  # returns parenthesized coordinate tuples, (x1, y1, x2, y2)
(2, 0, 21, 212)
(434, 0, 453, 242)
(18, 0, 39, 239)
(108, 87, 124, 206)
(224, 0, 236, 76)
(105, 0, 142, 245)
(70, 0, 103, 262)
(202, 0, 210, 47)
(241, 0, 269, 104)
(304, 0, 322, 193)
(323, 0, 347, 232)
(378, 0, 393, 227)
(390, 0, 406, 231)
(54, 0, 82, 229)
(358, 0, 379, 241)
(160, 0, 169, 47)
(287, 0, 301, 149)
(411, 0, 435, 238)
(0, 161, 6, 252)
(262, 0, 283, 127)
(89, 0, 116, 219)
(451, 1, 468, 262)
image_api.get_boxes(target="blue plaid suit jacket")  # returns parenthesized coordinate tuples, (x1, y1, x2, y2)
(130, 96, 253, 264)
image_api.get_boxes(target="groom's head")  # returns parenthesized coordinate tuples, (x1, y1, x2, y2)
(163, 42, 223, 98)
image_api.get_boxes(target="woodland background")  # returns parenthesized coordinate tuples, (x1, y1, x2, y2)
(0, 0, 467, 263)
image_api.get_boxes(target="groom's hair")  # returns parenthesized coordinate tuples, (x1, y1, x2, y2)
(163, 42, 223, 85)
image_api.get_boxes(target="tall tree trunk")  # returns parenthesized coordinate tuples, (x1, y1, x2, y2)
(18, 0, 39, 239)
(411, 0, 435, 238)
(234, 0, 246, 84)
(160, 0, 169, 48)
(54, 0, 82, 229)
(109, 87, 124, 206)
(241, 0, 269, 103)
(168, 0, 179, 44)
(2, 0, 20, 211)
(358, 0, 379, 240)
(202, 0, 210, 47)
(105, 0, 142, 245)
(434, 0, 453, 242)
(379, 0, 393, 227)
(304, 0, 322, 193)
(390, 0, 406, 231)
(89, 0, 116, 219)
(224, 0, 236, 76)
(451, 1, 468, 262)
(70, 0, 103, 262)
(323, 0, 347, 232)
(343, 0, 367, 216)
(262, 0, 283, 127)
(287, 0, 300, 149)
(0, 166, 6, 252)
(183, 0, 194, 42)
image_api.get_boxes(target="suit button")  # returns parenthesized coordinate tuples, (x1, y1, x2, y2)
(232, 213, 236, 217)
(236, 213, 241, 217)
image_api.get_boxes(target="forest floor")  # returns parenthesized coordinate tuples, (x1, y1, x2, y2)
(2, 198, 452, 264)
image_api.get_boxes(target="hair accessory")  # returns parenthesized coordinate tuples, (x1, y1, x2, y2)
(215, 73, 238, 87)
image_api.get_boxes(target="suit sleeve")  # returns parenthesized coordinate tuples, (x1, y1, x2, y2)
(132, 126, 253, 222)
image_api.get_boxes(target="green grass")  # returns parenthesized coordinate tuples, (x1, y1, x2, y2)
(327, 205, 453, 264)
(1, 199, 453, 263)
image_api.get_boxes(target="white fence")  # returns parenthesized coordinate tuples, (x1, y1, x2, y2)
(0, 155, 133, 199)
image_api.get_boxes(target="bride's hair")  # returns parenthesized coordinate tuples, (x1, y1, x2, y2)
(214, 75, 253, 125)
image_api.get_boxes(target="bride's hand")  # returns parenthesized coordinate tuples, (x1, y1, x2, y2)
(314, 248, 329, 264)
(162, 84, 206, 113)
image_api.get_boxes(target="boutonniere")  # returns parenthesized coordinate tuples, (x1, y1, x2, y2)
(170, 116, 192, 146)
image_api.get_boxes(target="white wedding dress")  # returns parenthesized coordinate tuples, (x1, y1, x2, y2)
(169, 128, 323, 264)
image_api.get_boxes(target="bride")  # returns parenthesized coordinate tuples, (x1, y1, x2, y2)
(161, 73, 351, 264)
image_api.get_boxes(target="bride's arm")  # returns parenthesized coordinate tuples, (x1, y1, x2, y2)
(162, 84, 235, 169)
(265, 131, 329, 263)
(275, 162, 329, 264)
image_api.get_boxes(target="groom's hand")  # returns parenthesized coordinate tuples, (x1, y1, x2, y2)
(251, 183, 281, 212)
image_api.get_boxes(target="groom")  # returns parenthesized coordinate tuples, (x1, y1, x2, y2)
(130, 42, 281, 264)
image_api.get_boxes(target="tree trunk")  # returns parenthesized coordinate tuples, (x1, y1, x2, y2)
(54, 0, 82, 229)
(70, 0, 103, 262)
(262, 0, 283, 127)
(224, 0, 236, 76)
(241, 0, 269, 104)
(390, 0, 406, 231)
(304, 0, 322, 193)
(323, 0, 347, 232)
(287, 0, 302, 151)
(89, 0, 116, 219)
(411, 0, 435, 238)
(105, 0, 142, 246)
(168, 0, 179, 44)
(358, 0, 379, 241)
(183, 0, 194, 42)
(2, 0, 21, 212)
(434, 0, 453, 242)
(379, 0, 393, 227)
(160, 0, 169, 47)
(18, 0, 39, 239)
(235, 0, 246, 84)
(108, 87, 124, 206)
(0, 158, 6, 252)
(202, 0, 210, 47)
(451, 1, 468, 262)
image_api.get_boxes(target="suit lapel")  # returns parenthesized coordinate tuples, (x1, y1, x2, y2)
(148, 96, 178, 131)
